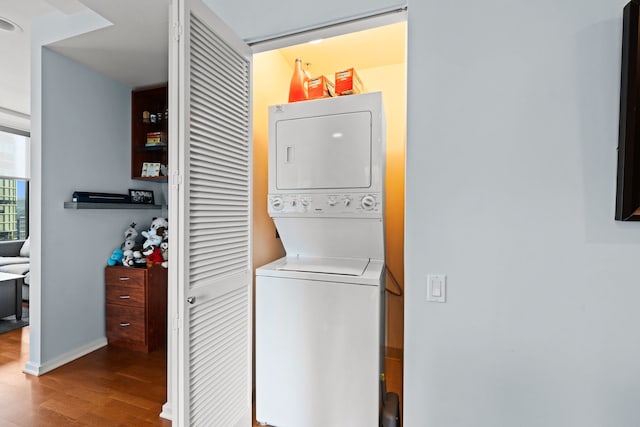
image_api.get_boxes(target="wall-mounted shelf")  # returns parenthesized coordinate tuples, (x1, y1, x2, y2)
(132, 176, 168, 183)
(64, 202, 164, 210)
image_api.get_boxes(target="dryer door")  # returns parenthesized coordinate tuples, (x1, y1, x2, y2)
(275, 111, 372, 190)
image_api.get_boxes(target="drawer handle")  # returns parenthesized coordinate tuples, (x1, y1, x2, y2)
(119, 277, 130, 281)
(119, 295, 130, 299)
(119, 322, 131, 327)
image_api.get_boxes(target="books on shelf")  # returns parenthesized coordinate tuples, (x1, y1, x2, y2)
(145, 131, 166, 147)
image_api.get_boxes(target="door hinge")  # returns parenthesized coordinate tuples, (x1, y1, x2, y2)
(173, 22, 183, 42)
(171, 171, 183, 188)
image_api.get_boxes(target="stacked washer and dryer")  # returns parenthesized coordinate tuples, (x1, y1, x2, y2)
(256, 92, 387, 427)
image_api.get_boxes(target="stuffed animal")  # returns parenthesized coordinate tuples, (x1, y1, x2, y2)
(139, 217, 169, 267)
(160, 241, 168, 268)
(122, 249, 135, 267)
(141, 229, 163, 248)
(150, 217, 168, 233)
(141, 244, 155, 258)
(107, 248, 124, 266)
(122, 223, 139, 251)
(141, 245, 163, 267)
(141, 217, 168, 249)
(147, 246, 164, 267)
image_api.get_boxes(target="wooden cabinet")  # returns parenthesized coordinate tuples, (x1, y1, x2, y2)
(105, 265, 167, 352)
(131, 84, 168, 182)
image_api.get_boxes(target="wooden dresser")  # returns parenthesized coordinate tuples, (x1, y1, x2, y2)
(105, 265, 167, 352)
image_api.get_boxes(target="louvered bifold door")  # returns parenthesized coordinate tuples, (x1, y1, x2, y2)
(173, 0, 252, 425)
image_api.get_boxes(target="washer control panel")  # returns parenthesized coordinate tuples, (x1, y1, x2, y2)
(268, 193, 382, 216)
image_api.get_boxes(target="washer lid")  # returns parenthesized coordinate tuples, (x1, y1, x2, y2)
(276, 256, 370, 276)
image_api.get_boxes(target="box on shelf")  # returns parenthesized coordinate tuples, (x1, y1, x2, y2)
(335, 68, 364, 96)
(145, 131, 166, 146)
(308, 75, 335, 99)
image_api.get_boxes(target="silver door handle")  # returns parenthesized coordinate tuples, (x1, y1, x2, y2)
(119, 322, 131, 327)
(187, 296, 196, 304)
(119, 295, 130, 299)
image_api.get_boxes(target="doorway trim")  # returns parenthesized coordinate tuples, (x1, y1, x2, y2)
(249, 7, 407, 53)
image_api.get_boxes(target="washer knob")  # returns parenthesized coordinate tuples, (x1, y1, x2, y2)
(343, 198, 351, 207)
(291, 199, 297, 207)
(271, 197, 283, 210)
(327, 197, 337, 207)
(361, 194, 376, 210)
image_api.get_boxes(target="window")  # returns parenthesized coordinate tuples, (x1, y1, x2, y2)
(0, 127, 29, 241)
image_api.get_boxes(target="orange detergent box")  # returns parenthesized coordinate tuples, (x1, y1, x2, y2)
(307, 75, 335, 99)
(334, 67, 364, 95)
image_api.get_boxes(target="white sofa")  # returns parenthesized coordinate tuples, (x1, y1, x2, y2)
(0, 238, 30, 301)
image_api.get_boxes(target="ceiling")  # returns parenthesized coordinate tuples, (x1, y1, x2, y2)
(0, 0, 168, 125)
(0, 0, 57, 117)
(277, 22, 406, 79)
(46, 0, 170, 89)
(0, 1, 404, 128)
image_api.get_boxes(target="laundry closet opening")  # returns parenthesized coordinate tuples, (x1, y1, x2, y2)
(251, 19, 407, 404)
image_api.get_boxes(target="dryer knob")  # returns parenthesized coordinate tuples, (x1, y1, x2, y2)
(361, 195, 376, 210)
(327, 197, 337, 207)
(271, 197, 283, 210)
(343, 198, 351, 207)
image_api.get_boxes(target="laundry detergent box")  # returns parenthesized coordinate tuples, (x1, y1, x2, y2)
(335, 67, 364, 95)
(307, 75, 335, 99)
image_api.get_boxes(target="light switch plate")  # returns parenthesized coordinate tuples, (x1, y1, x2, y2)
(427, 274, 446, 303)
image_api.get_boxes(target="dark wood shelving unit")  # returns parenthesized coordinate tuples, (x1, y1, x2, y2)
(131, 84, 168, 181)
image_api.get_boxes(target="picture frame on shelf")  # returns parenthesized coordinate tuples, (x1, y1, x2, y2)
(129, 189, 155, 205)
(141, 162, 161, 177)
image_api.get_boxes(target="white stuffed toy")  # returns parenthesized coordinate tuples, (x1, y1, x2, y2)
(142, 217, 168, 249)
(141, 230, 163, 248)
(122, 249, 135, 267)
(160, 241, 168, 268)
(121, 223, 139, 251)
(150, 217, 168, 234)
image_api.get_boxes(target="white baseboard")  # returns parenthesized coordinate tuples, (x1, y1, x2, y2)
(160, 402, 172, 421)
(23, 337, 108, 376)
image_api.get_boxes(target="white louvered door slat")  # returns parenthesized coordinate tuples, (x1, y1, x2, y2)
(173, 0, 252, 425)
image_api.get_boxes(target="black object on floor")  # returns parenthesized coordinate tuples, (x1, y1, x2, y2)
(380, 372, 400, 427)
(381, 391, 400, 427)
(0, 307, 29, 334)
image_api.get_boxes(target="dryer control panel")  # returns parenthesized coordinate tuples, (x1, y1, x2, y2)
(268, 193, 382, 217)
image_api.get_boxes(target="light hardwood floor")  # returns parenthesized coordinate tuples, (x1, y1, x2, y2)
(0, 326, 170, 426)
(0, 327, 402, 426)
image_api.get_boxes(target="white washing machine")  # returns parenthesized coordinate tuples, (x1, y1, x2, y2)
(256, 257, 384, 427)
(256, 93, 386, 427)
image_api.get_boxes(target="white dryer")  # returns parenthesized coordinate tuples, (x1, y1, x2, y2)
(256, 93, 386, 427)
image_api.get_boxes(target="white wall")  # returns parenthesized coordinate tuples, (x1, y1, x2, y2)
(28, 9, 111, 374)
(404, 0, 640, 426)
(31, 0, 640, 424)
(35, 48, 163, 369)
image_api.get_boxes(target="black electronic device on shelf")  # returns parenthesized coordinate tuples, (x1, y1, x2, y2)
(72, 192, 130, 204)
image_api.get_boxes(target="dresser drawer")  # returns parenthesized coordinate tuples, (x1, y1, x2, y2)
(105, 267, 145, 288)
(106, 283, 145, 307)
(106, 304, 146, 345)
